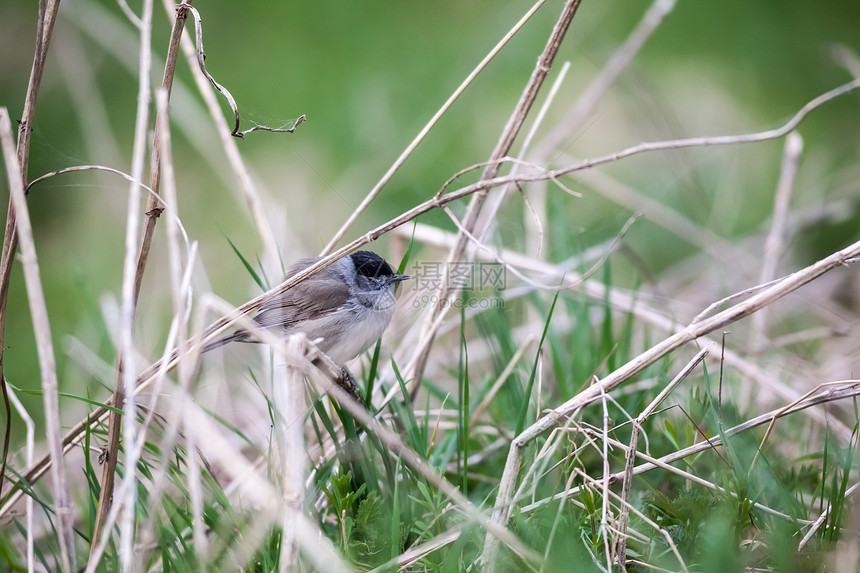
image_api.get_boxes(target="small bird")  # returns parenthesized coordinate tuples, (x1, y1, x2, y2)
(208, 250, 409, 366)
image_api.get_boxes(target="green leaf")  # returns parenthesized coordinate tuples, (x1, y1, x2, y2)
(516, 285, 562, 435)
(224, 234, 265, 290)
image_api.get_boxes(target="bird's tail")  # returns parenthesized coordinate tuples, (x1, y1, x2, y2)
(202, 330, 246, 353)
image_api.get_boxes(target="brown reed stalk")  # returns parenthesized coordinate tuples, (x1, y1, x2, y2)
(89, 1, 191, 560)
(0, 108, 75, 571)
(408, 0, 584, 398)
(0, 0, 62, 503)
(3, 75, 858, 523)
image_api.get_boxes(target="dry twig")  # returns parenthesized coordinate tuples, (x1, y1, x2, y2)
(323, 0, 550, 255)
(1, 108, 75, 572)
(0, 0, 62, 516)
(90, 0, 166, 556)
(482, 235, 860, 567)
(616, 347, 709, 568)
(408, 0, 585, 400)
(520, 380, 860, 514)
(750, 132, 803, 352)
(186, 6, 305, 140)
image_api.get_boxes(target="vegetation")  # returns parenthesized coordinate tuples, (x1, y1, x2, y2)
(0, 1, 859, 571)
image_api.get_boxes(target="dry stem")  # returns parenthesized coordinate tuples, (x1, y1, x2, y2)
(323, 0, 550, 256)
(172, 0, 282, 273)
(408, 0, 585, 398)
(88, 0, 172, 562)
(481, 235, 860, 567)
(520, 380, 860, 514)
(616, 347, 709, 568)
(0, 0, 62, 512)
(750, 132, 803, 352)
(0, 108, 75, 571)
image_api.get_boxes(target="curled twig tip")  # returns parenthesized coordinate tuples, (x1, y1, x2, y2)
(187, 6, 305, 140)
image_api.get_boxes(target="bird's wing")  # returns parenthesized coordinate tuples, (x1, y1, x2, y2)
(253, 259, 352, 330)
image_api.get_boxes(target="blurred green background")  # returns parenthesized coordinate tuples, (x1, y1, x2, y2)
(0, 0, 858, 440)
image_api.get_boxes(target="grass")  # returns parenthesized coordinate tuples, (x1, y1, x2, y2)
(3, 249, 860, 571)
(95, 290, 860, 570)
(1, 1, 860, 572)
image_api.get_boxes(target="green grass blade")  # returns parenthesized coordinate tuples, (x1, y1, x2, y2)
(458, 300, 469, 496)
(516, 287, 561, 436)
(224, 233, 265, 290)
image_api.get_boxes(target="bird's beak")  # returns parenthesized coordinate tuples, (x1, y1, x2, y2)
(390, 274, 410, 283)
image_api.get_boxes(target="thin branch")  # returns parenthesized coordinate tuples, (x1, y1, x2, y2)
(751, 379, 860, 472)
(0, 0, 62, 517)
(172, 0, 282, 273)
(0, 108, 75, 571)
(485, 237, 860, 547)
(690, 274, 786, 324)
(236, 115, 306, 138)
(550, 79, 860, 177)
(279, 335, 309, 571)
(616, 347, 708, 568)
(798, 482, 860, 549)
(186, 6, 305, 140)
(411, 0, 585, 403)
(27, 165, 193, 245)
(598, 384, 613, 570)
(751, 132, 803, 351)
(116, 0, 143, 28)
(520, 380, 860, 514)
(322, 0, 550, 255)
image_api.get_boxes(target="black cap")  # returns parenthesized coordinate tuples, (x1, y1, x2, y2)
(350, 251, 409, 282)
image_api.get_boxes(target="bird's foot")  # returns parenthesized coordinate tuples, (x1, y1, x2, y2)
(337, 367, 360, 401)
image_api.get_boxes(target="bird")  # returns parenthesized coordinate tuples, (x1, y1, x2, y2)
(206, 250, 409, 369)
